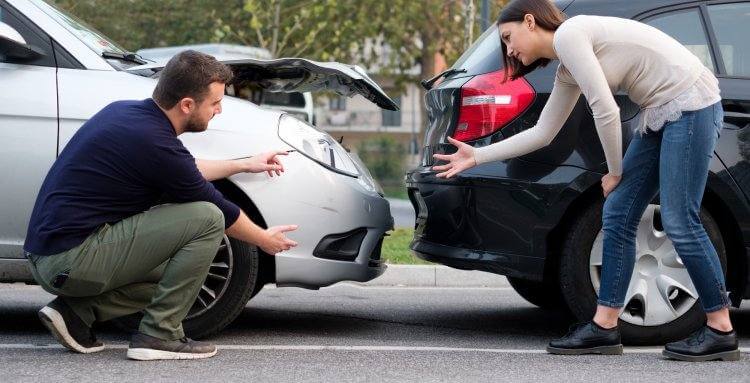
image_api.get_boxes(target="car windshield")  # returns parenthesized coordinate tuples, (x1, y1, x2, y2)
(30, 0, 137, 69)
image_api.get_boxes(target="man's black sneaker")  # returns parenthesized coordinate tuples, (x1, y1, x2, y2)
(663, 325, 741, 362)
(547, 321, 623, 355)
(38, 297, 104, 354)
(127, 332, 217, 361)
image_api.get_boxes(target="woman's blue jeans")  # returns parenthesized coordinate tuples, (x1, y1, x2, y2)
(597, 101, 730, 313)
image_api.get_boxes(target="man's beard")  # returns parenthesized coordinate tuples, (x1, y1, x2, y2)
(185, 115, 209, 132)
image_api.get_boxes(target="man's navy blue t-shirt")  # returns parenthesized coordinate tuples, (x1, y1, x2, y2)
(24, 98, 241, 256)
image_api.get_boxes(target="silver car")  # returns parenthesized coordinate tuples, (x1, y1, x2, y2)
(0, 0, 396, 337)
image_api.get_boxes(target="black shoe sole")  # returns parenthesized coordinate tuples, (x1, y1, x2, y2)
(546, 344, 623, 355)
(662, 349, 741, 362)
(38, 306, 104, 354)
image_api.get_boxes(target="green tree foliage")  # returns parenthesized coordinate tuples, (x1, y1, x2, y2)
(51, 0, 230, 50)
(52, 0, 506, 80)
(356, 136, 406, 183)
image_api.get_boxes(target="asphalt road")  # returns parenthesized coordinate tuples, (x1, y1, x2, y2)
(1, 283, 749, 382)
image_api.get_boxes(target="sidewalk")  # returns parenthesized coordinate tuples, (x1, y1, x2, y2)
(362, 264, 510, 288)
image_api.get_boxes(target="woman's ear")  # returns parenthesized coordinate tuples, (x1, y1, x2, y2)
(524, 14, 536, 30)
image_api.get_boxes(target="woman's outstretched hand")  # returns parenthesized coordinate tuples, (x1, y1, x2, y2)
(432, 137, 478, 178)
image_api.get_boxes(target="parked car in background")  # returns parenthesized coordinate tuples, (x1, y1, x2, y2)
(407, 0, 750, 344)
(0, 0, 397, 338)
(137, 44, 316, 124)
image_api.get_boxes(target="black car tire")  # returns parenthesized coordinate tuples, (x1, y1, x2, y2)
(110, 236, 261, 339)
(183, 237, 260, 339)
(558, 200, 727, 345)
(507, 277, 568, 310)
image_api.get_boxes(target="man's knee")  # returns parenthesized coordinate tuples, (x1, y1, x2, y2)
(185, 201, 225, 232)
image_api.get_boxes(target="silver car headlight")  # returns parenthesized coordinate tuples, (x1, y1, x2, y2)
(278, 114, 360, 177)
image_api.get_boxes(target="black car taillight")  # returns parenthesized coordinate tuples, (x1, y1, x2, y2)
(453, 70, 535, 142)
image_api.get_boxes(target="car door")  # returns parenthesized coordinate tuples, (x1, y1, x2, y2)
(0, 1, 57, 259)
(702, 1, 750, 198)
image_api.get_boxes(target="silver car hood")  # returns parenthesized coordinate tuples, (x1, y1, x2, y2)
(127, 57, 399, 111)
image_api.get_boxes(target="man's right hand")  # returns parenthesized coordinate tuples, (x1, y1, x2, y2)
(259, 225, 299, 255)
(225, 211, 299, 255)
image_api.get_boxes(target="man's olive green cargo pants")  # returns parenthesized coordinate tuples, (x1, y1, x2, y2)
(27, 202, 225, 340)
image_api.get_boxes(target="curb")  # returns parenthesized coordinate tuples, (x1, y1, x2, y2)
(362, 264, 510, 288)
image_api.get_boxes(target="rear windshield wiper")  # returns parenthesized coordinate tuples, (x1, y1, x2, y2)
(102, 50, 149, 65)
(420, 68, 467, 90)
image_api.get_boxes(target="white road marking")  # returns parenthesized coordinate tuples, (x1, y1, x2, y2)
(0, 343, 747, 354)
(333, 284, 514, 290)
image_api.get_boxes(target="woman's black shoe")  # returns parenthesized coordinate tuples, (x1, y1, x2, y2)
(547, 321, 623, 355)
(663, 326, 740, 362)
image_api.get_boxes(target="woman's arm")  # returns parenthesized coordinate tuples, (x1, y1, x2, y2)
(473, 79, 582, 165)
(553, 24, 622, 176)
(433, 77, 580, 179)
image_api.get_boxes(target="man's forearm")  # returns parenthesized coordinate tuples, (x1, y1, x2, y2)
(196, 159, 244, 181)
(225, 210, 267, 246)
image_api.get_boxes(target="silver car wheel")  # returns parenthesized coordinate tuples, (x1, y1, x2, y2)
(589, 204, 698, 326)
(186, 234, 234, 320)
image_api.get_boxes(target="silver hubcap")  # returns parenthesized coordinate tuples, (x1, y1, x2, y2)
(186, 235, 233, 319)
(589, 204, 698, 326)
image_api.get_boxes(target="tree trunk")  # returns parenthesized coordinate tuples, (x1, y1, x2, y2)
(416, 31, 437, 162)
(270, 0, 281, 55)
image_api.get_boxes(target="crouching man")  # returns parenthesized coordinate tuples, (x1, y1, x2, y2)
(23, 50, 297, 361)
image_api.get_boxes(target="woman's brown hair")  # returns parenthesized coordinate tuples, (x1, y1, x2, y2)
(497, 0, 566, 81)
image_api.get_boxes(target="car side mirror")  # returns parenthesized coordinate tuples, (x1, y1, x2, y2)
(0, 33, 46, 63)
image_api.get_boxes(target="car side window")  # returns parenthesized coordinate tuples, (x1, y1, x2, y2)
(0, 2, 55, 67)
(643, 8, 715, 73)
(707, 2, 750, 77)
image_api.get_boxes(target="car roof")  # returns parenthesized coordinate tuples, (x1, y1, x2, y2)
(564, 0, 700, 19)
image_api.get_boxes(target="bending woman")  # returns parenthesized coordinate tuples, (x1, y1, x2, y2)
(433, 0, 738, 362)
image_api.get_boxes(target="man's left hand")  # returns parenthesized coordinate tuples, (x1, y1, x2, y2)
(239, 150, 289, 177)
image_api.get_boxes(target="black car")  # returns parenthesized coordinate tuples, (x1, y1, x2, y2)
(407, 0, 750, 344)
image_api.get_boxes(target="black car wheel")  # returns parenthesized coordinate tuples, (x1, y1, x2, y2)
(507, 277, 568, 310)
(182, 235, 260, 338)
(559, 200, 726, 345)
(111, 234, 261, 339)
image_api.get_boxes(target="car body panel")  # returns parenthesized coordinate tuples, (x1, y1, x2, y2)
(0, 62, 57, 258)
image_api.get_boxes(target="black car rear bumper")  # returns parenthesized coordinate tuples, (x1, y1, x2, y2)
(406, 162, 599, 281)
(410, 237, 545, 281)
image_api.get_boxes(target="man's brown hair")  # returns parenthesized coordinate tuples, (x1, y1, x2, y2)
(497, 0, 566, 82)
(152, 50, 233, 109)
